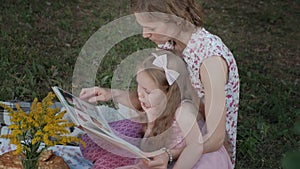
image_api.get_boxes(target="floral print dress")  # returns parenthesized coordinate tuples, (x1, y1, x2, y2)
(180, 27, 239, 166)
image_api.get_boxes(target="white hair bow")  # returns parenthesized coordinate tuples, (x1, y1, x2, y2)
(152, 53, 180, 85)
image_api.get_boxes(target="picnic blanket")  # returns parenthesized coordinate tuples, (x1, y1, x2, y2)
(0, 101, 93, 169)
(0, 101, 139, 169)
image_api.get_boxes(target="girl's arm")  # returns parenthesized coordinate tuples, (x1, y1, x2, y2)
(172, 103, 203, 169)
(200, 56, 228, 153)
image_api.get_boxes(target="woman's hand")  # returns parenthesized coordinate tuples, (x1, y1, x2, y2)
(79, 87, 112, 103)
(143, 152, 169, 169)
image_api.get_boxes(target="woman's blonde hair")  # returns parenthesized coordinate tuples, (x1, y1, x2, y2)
(131, 0, 204, 27)
(138, 50, 200, 148)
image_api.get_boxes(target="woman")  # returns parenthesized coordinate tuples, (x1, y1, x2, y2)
(80, 0, 239, 168)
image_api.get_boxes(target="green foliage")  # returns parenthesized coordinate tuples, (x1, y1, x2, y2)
(281, 111, 300, 169)
(282, 151, 300, 169)
(0, 0, 299, 168)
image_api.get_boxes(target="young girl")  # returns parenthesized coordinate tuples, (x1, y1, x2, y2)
(81, 50, 233, 169)
(121, 50, 203, 169)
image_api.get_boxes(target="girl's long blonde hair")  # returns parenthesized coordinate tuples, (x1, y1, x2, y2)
(138, 50, 200, 149)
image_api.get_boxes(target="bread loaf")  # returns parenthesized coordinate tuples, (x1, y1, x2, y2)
(0, 150, 70, 169)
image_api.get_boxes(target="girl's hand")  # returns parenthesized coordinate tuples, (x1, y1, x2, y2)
(79, 87, 112, 103)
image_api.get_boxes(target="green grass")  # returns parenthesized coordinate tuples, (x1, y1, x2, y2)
(1, 0, 299, 168)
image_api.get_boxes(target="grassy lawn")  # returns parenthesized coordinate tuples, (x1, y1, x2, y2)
(0, 0, 299, 168)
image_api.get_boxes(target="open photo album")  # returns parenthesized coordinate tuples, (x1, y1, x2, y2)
(51, 86, 159, 160)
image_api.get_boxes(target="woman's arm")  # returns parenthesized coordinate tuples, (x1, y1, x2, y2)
(144, 147, 183, 169)
(172, 103, 203, 169)
(145, 57, 228, 168)
(112, 88, 143, 111)
(145, 103, 202, 169)
(200, 56, 228, 153)
(80, 87, 142, 111)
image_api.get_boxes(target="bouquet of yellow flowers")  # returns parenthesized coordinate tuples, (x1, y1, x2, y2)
(0, 92, 85, 169)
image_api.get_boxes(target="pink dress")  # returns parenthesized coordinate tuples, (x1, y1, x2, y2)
(173, 120, 233, 169)
(181, 28, 240, 166)
(117, 119, 232, 169)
